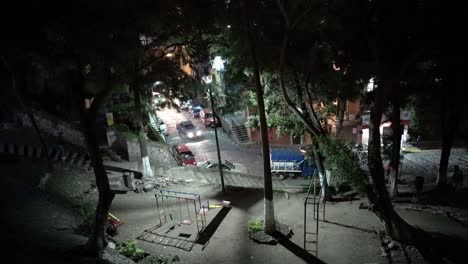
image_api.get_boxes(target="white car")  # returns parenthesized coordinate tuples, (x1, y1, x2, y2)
(197, 160, 248, 174)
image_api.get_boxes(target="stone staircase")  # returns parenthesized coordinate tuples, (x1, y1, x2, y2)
(0, 142, 92, 169)
(231, 125, 249, 143)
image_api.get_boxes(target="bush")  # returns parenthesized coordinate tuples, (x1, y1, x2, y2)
(317, 136, 368, 193)
(248, 218, 263, 232)
(119, 240, 146, 262)
(113, 123, 138, 140)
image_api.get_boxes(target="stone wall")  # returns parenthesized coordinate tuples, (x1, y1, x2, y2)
(110, 135, 175, 170)
(17, 111, 86, 147)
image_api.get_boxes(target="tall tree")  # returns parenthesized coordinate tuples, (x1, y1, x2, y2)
(275, 0, 334, 200)
(239, 0, 275, 234)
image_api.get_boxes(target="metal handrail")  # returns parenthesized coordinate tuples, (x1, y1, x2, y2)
(304, 169, 319, 256)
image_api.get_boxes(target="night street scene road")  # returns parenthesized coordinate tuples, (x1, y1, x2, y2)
(1, 1, 468, 263)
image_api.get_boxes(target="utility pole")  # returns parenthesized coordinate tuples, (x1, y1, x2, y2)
(208, 83, 225, 194)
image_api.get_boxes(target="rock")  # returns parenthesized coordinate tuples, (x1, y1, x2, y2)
(99, 247, 136, 264)
(249, 230, 277, 245)
(388, 241, 399, 250)
(275, 222, 293, 238)
(341, 190, 358, 198)
(144, 182, 154, 192)
(108, 241, 116, 249)
(380, 246, 389, 257)
(185, 179, 194, 184)
(359, 202, 369, 209)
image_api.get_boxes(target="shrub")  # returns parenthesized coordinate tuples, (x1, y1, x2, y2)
(317, 136, 368, 193)
(119, 240, 146, 262)
(114, 123, 138, 140)
(248, 218, 263, 232)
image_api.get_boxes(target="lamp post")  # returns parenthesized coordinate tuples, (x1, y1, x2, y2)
(202, 75, 225, 194)
(213, 56, 225, 103)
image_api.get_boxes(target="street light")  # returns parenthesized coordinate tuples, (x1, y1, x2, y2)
(202, 75, 225, 194)
(213, 56, 225, 104)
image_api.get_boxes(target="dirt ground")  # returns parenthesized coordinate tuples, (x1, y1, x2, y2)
(2, 156, 468, 264)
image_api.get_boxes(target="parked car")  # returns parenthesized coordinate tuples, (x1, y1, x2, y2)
(191, 105, 203, 118)
(171, 145, 197, 166)
(197, 160, 248, 174)
(180, 100, 192, 111)
(176, 121, 203, 139)
(188, 102, 201, 112)
(200, 108, 221, 128)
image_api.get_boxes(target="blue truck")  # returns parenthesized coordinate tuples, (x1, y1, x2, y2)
(270, 148, 316, 179)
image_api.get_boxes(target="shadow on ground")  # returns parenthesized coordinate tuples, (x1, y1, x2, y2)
(272, 230, 327, 264)
(195, 206, 232, 249)
(137, 224, 196, 251)
(322, 220, 377, 234)
(137, 205, 233, 252)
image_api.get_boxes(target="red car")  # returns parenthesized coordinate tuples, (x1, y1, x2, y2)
(172, 145, 197, 166)
(200, 108, 220, 128)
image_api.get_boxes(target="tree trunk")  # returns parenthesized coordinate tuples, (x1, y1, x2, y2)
(83, 110, 115, 255)
(437, 94, 462, 187)
(335, 99, 346, 137)
(389, 97, 401, 198)
(311, 139, 331, 201)
(366, 82, 429, 246)
(73, 62, 116, 255)
(240, 0, 275, 234)
(133, 81, 153, 179)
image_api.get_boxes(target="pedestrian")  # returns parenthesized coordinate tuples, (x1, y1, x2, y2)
(416, 136, 421, 148)
(386, 162, 392, 176)
(452, 165, 464, 192)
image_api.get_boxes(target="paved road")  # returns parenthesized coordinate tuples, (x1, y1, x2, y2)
(156, 107, 264, 176)
(155, 107, 468, 184)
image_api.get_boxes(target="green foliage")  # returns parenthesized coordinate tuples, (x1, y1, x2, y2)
(317, 136, 367, 193)
(75, 202, 96, 236)
(113, 124, 138, 140)
(246, 115, 260, 129)
(147, 254, 180, 264)
(247, 91, 258, 107)
(248, 218, 263, 232)
(119, 240, 146, 262)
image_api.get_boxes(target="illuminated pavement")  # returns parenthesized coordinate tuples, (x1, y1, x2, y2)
(156, 107, 264, 177)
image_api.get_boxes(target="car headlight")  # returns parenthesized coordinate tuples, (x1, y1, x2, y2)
(196, 130, 202, 136)
(187, 132, 194, 138)
(182, 162, 186, 166)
